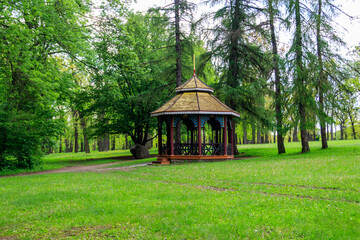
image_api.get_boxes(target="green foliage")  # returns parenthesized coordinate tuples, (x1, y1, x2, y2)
(89, 5, 173, 145)
(204, 0, 272, 126)
(0, 0, 91, 169)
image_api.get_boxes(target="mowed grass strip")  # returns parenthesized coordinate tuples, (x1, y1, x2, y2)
(1, 140, 360, 239)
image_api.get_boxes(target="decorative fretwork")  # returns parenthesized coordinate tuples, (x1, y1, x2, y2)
(161, 144, 170, 155)
(173, 115, 182, 127)
(200, 115, 210, 127)
(201, 143, 224, 156)
(227, 144, 232, 154)
(174, 143, 199, 155)
(188, 115, 198, 127)
(215, 116, 224, 127)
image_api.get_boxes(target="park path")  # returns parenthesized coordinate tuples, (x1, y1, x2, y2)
(0, 160, 152, 178)
(1, 155, 251, 178)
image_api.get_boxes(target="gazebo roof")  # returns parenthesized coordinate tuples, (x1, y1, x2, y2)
(175, 75, 214, 93)
(151, 75, 240, 117)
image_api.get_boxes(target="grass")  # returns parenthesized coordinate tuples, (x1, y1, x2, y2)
(1, 140, 360, 239)
(0, 148, 158, 176)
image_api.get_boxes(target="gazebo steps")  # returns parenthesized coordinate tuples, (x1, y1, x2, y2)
(152, 157, 170, 165)
(153, 155, 234, 164)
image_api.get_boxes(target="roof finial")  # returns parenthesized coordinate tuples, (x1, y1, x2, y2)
(193, 53, 196, 76)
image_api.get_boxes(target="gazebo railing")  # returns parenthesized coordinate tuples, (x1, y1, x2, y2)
(163, 143, 232, 156)
(227, 144, 232, 154)
(174, 143, 199, 155)
(201, 143, 224, 155)
(161, 144, 170, 155)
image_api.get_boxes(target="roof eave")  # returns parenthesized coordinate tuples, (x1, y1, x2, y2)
(150, 111, 240, 118)
(175, 88, 214, 93)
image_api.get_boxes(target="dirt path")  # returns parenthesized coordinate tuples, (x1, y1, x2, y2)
(1, 155, 253, 178)
(0, 160, 152, 178)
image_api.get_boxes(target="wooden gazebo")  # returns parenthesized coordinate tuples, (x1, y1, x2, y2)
(151, 73, 240, 164)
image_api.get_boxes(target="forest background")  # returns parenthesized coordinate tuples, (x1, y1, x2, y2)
(1, 0, 360, 170)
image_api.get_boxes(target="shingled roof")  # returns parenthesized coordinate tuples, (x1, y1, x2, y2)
(151, 75, 240, 117)
(175, 75, 214, 93)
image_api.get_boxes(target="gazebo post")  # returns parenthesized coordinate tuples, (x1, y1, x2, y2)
(170, 116, 174, 155)
(231, 118, 234, 155)
(198, 115, 202, 155)
(158, 117, 162, 156)
(224, 116, 227, 156)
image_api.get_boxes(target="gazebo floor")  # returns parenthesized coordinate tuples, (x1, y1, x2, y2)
(153, 155, 234, 164)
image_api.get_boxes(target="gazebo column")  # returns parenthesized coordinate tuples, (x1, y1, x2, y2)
(158, 117, 162, 156)
(230, 118, 234, 155)
(224, 116, 227, 156)
(170, 116, 174, 155)
(191, 129, 194, 154)
(198, 115, 202, 155)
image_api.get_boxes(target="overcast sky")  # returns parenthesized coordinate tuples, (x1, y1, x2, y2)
(129, 0, 360, 53)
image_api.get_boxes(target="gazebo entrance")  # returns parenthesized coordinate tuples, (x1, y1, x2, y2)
(151, 74, 239, 164)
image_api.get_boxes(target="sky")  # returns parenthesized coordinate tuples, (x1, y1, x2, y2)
(129, 0, 360, 54)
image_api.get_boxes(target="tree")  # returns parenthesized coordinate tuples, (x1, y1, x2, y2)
(204, 0, 271, 154)
(90, 4, 173, 157)
(175, 0, 182, 87)
(267, 0, 285, 154)
(315, 0, 328, 148)
(286, 0, 310, 152)
(0, 0, 90, 169)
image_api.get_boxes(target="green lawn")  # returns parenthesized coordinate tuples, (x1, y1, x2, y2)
(1, 140, 360, 239)
(0, 149, 158, 176)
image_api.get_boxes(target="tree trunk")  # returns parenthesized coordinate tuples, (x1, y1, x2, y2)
(326, 123, 329, 141)
(257, 128, 261, 144)
(340, 122, 344, 140)
(111, 135, 116, 150)
(252, 124, 256, 144)
(226, 0, 242, 155)
(98, 139, 103, 152)
(175, 0, 182, 86)
(295, 0, 310, 153)
(288, 129, 291, 142)
(348, 111, 357, 139)
(59, 135, 62, 153)
(269, 0, 285, 153)
(345, 127, 348, 140)
(273, 130, 276, 143)
(316, 0, 328, 149)
(145, 133, 152, 149)
(243, 120, 247, 144)
(331, 123, 334, 140)
(174, 0, 182, 147)
(80, 140, 84, 152)
(125, 134, 129, 149)
(104, 134, 110, 151)
(65, 138, 70, 152)
(74, 119, 79, 153)
(265, 133, 269, 143)
(80, 118, 90, 153)
(293, 124, 298, 142)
